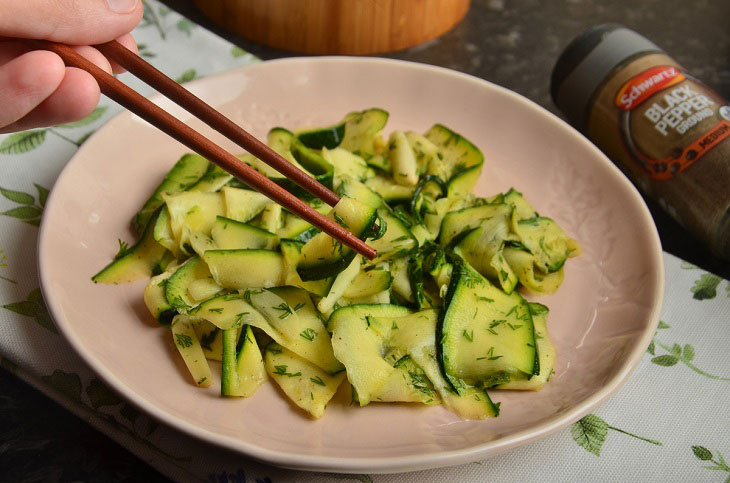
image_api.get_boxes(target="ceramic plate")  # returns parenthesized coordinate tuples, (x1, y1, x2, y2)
(38, 57, 664, 473)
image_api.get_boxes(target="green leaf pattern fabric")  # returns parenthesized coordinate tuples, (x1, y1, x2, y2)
(691, 445, 730, 481)
(0, 1, 727, 480)
(571, 413, 662, 457)
(692, 273, 723, 300)
(1, 184, 46, 226)
(0, 130, 47, 155)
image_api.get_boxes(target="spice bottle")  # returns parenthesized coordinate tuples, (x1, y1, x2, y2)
(551, 24, 730, 260)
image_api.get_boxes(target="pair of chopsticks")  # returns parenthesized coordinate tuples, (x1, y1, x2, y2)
(25, 39, 376, 260)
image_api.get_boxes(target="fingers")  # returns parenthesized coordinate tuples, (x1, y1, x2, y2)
(0, 40, 26, 65)
(2, 68, 100, 133)
(0, 0, 144, 45)
(71, 45, 113, 75)
(0, 31, 140, 132)
(0, 0, 142, 133)
(109, 33, 138, 74)
(0, 50, 65, 129)
(1, 34, 136, 75)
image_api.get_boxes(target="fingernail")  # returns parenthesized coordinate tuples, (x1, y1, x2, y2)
(107, 0, 138, 13)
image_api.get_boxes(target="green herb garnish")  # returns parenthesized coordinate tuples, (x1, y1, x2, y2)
(273, 365, 301, 377)
(300, 328, 317, 341)
(174, 333, 193, 349)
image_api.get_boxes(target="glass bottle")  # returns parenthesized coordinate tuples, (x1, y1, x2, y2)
(551, 24, 730, 260)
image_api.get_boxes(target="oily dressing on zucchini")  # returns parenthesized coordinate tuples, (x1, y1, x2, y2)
(94, 107, 579, 420)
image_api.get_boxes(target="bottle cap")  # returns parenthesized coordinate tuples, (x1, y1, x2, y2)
(551, 24, 661, 131)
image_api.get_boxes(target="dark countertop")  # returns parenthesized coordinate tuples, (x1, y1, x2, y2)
(4, 1, 729, 480)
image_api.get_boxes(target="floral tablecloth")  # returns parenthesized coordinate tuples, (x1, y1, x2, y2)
(0, 2, 728, 481)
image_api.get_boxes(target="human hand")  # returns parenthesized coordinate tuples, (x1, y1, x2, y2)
(0, 0, 144, 133)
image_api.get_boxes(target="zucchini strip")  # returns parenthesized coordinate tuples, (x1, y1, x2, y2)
(171, 315, 213, 387)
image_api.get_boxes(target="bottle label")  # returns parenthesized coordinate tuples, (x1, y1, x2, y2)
(616, 66, 685, 111)
(614, 65, 730, 180)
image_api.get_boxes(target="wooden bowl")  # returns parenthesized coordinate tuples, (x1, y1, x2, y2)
(193, 0, 471, 55)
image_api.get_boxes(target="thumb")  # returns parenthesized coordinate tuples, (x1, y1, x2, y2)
(0, 0, 143, 45)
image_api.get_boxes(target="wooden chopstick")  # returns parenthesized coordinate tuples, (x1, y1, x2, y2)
(26, 39, 376, 260)
(95, 40, 340, 207)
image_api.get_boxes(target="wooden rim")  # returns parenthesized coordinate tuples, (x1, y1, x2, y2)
(194, 0, 471, 55)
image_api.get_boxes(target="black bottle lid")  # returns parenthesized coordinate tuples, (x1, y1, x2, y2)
(550, 24, 661, 131)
